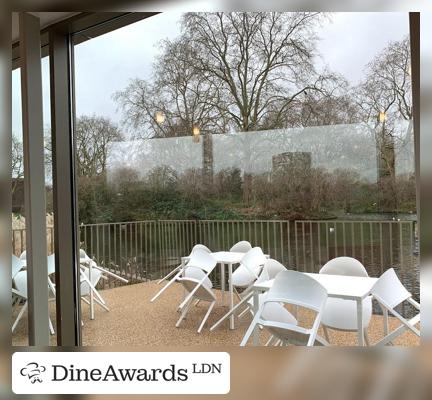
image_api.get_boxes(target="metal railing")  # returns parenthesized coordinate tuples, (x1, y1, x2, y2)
(12, 219, 419, 298)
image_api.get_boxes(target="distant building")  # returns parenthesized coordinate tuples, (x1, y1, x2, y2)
(272, 152, 312, 174)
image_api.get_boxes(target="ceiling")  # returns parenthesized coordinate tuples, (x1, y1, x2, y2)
(12, 12, 82, 43)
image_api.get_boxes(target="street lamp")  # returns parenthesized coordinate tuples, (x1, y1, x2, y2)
(192, 125, 200, 143)
(155, 111, 165, 124)
(378, 111, 387, 123)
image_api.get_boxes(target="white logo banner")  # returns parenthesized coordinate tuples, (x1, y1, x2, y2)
(12, 352, 230, 394)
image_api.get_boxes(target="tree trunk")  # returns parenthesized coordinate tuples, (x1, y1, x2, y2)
(202, 132, 214, 193)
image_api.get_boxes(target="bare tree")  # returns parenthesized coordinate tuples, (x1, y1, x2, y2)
(114, 37, 227, 138)
(115, 12, 343, 137)
(356, 36, 412, 212)
(357, 36, 411, 123)
(11, 134, 24, 195)
(183, 12, 338, 131)
(75, 115, 123, 177)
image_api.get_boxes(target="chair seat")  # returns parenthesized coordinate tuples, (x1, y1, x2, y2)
(248, 293, 297, 325)
(321, 296, 372, 331)
(262, 301, 297, 326)
(231, 265, 256, 288)
(184, 266, 213, 289)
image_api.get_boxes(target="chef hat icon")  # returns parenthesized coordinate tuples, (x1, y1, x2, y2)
(20, 362, 46, 383)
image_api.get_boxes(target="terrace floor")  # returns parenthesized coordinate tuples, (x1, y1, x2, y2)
(12, 281, 420, 346)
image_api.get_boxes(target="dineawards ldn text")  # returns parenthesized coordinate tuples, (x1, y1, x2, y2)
(52, 364, 189, 382)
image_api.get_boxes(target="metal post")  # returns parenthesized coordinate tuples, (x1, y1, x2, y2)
(49, 26, 81, 346)
(19, 12, 50, 346)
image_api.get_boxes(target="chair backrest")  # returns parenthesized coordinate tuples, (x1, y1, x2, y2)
(255, 259, 287, 285)
(263, 259, 287, 280)
(188, 244, 211, 257)
(266, 270, 328, 312)
(12, 255, 24, 279)
(47, 254, 56, 276)
(20, 250, 27, 260)
(177, 277, 215, 302)
(320, 257, 368, 277)
(184, 266, 213, 289)
(371, 268, 411, 309)
(240, 247, 266, 277)
(13, 270, 28, 298)
(80, 267, 103, 296)
(80, 249, 89, 260)
(230, 240, 252, 253)
(186, 248, 217, 273)
(259, 270, 327, 346)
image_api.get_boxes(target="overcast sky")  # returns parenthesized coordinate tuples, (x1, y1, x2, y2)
(12, 12, 409, 137)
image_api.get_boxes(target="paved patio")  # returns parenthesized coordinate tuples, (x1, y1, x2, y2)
(12, 281, 420, 346)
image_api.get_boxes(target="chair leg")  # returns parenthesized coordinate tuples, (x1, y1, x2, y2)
(198, 301, 216, 333)
(265, 335, 277, 346)
(238, 304, 252, 318)
(194, 299, 201, 307)
(176, 298, 193, 328)
(240, 312, 262, 346)
(210, 292, 253, 331)
(49, 317, 55, 335)
(157, 264, 182, 285)
(151, 271, 182, 302)
(12, 301, 28, 333)
(94, 297, 110, 312)
(322, 325, 331, 343)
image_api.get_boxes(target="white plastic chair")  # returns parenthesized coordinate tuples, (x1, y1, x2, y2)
(151, 244, 211, 302)
(230, 241, 252, 253)
(19, 250, 27, 260)
(12, 270, 55, 335)
(231, 247, 267, 292)
(12, 255, 25, 279)
(175, 249, 217, 333)
(241, 270, 328, 346)
(371, 268, 420, 345)
(80, 266, 108, 311)
(319, 257, 372, 345)
(210, 258, 288, 332)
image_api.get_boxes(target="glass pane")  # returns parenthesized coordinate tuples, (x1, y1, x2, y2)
(74, 12, 417, 346)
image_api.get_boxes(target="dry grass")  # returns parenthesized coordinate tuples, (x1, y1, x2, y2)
(12, 281, 420, 347)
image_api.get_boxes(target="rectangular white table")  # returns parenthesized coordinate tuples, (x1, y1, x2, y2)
(252, 272, 378, 346)
(207, 251, 247, 330)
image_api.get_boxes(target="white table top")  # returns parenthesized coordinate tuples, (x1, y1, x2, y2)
(254, 272, 378, 300)
(210, 251, 247, 264)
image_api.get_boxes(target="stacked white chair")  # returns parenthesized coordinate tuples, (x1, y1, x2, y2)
(79, 249, 128, 319)
(151, 244, 211, 302)
(80, 266, 108, 311)
(371, 268, 420, 345)
(175, 249, 217, 333)
(231, 247, 267, 298)
(12, 269, 55, 335)
(210, 258, 289, 332)
(241, 270, 328, 346)
(319, 257, 372, 345)
(230, 241, 252, 253)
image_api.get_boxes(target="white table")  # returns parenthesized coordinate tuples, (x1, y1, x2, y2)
(210, 251, 252, 329)
(252, 272, 378, 346)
